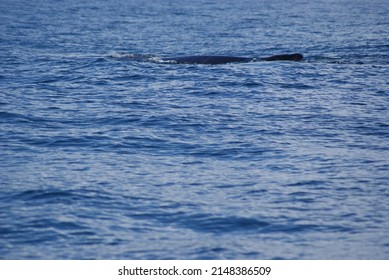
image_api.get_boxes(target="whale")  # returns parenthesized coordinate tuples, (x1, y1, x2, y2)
(162, 53, 303, 64)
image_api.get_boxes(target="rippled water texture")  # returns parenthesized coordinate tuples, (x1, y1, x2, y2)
(0, 0, 388, 259)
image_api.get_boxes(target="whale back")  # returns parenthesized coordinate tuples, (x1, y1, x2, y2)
(164, 56, 252, 64)
(261, 53, 303, 61)
(161, 53, 303, 64)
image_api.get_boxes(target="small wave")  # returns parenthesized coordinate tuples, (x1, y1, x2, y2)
(181, 215, 270, 233)
(12, 189, 80, 205)
(108, 52, 154, 59)
(0, 111, 26, 120)
(134, 212, 271, 233)
(108, 53, 170, 63)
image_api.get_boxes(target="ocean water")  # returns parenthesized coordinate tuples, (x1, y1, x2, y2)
(0, 0, 388, 259)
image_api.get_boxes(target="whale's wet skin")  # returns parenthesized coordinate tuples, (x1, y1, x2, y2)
(111, 53, 304, 64)
(163, 53, 304, 64)
(163, 55, 253, 64)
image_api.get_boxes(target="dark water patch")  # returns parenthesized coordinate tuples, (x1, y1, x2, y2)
(286, 180, 327, 187)
(172, 214, 271, 234)
(0, 111, 26, 120)
(191, 247, 229, 260)
(214, 182, 256, 189)
(24, 218, 84, 232)
(190, 216, 267, 233)
(12, 189, 78, 203)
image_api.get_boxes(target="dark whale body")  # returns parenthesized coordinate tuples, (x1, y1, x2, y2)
(164, 56, 252, 64)
(163, 53, 303, 64)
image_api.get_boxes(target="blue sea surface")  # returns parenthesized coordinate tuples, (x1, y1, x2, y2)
(0, 0, 388, 259)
